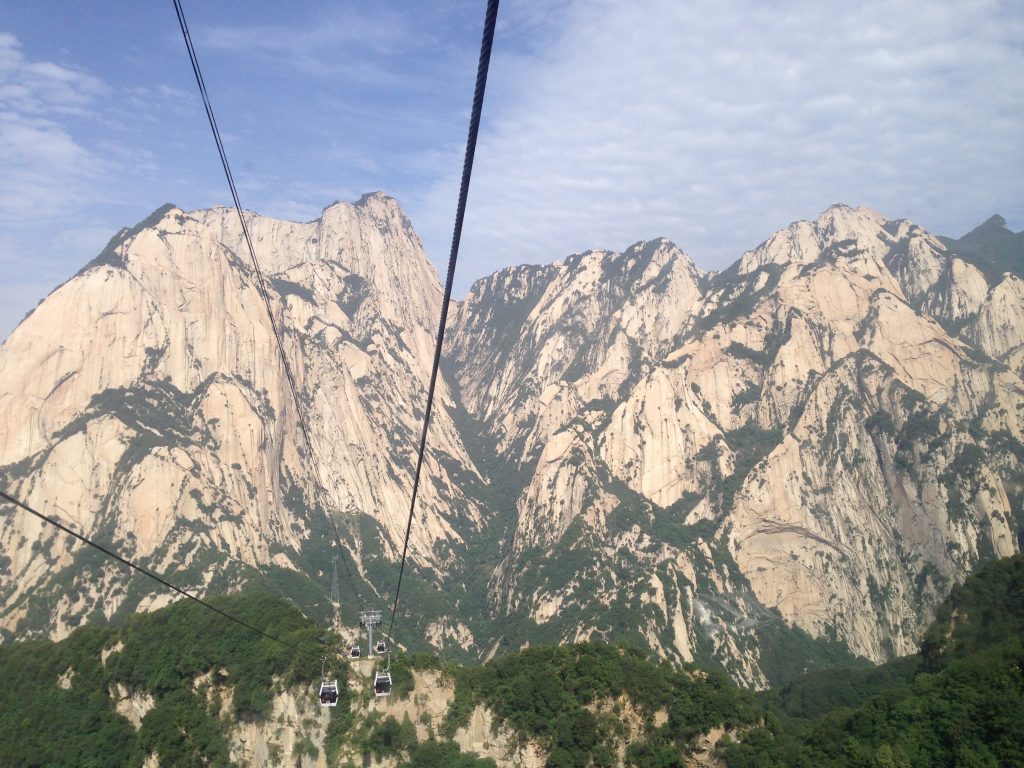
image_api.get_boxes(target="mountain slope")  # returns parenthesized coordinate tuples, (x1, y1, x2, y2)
(447, 205, 1024, 684)
(719, 554, 1024, 767)
(1, 198, 1021, 687)
(4, 555, 1021, 768)
(0, 193, 481, 644)
(0, 589, 757, 768)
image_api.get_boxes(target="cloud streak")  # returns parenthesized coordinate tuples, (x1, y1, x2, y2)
(0, 33, 108, 225)
(411, 0, 1024, 288)
(1, 1, 1022, 341)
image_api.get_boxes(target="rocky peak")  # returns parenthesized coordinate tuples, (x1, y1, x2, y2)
(448, 238, 703, 454)
(451, 204, 1023, 682)
(187, 193, 440, 335)
(969, 214, 1008, 235)
(0, 194, 480, 643)
(738, 205, 893, 277)
(2, 198, 1022, 690)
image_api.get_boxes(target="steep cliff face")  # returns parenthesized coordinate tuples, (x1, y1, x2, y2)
(1, 197, 1021, 686)
(0, 193, 480, 641)
(449, 204, 1024, 682)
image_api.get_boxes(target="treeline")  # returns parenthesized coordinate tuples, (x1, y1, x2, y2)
(445, 642, 759, 767)
(718, 555, 1024, 767)
(0, 591, 325, 767)
(2, 556, 1022, 767)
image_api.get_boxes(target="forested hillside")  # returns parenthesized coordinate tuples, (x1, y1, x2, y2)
(0, 589, 756, 767)
(4, 201, 1023, 687)
(2, 554, 1022, 766)
(719, 554, 1024, 767)
(0, 592, 323, 766)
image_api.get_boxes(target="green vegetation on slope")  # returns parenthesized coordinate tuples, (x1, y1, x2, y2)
(718, 555, 1024, 767)
(4, 555, 1022, 767)
(345, 711, 495, 768)
(446, 642, 759, 767)
(0, 591, 327, 767)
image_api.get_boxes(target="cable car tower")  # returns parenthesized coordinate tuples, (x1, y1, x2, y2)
(359, 609, 382, 654)
(330, 555, 342, 633)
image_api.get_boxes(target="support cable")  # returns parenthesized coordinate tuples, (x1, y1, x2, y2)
(0, 489, 304, 652)
(385, 0, 500, 643)
(172, 0, 362, 607)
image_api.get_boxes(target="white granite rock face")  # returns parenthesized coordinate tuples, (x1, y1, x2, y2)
(450, 204, 1023, 681)
(0, 194, 480, 640)
(2, 198, 1021, 686)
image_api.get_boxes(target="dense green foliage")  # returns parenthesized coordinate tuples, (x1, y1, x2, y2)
(105, 592, 323, 719)
(919, 552, 1024, 668)
(398, 739, 497, 768)
(760, 656, 920, 725)
(719, 555, 1024, 767)
(352, 712, 419, 760)
(4, 556, 1022, 767)
(0, 591, 326, 767)
(0, 628, 141, 767)
(447, 642, 759, 767)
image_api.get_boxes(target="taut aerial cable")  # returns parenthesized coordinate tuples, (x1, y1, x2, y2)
(384, 0, 500, 646)
(171, 0, 363, 606)
(0, 489, 305, 652)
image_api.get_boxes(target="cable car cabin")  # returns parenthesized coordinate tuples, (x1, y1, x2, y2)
(375, 640, 387, 654)
(350, 645, 361, 658)
(373, 671, 392, 698)
(319, 680, 340, 707)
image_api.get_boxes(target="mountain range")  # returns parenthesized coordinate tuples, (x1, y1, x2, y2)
(1, 194, 1022, 686)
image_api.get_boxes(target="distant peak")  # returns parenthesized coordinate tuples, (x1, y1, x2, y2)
(961, 214, 1013, 241)
(321, 192, 399, 215)
(356, 191, 393, 206)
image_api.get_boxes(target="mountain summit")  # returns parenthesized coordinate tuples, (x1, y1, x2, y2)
(1, 200, 1021, 686)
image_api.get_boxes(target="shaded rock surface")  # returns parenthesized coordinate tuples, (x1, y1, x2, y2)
(2, 197, 1022, 686)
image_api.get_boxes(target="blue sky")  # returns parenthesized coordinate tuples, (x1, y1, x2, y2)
(1, 0, 1022, 340)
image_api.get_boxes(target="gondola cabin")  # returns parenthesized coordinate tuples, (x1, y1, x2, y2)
(350, 644, 361, 658)
(319, 680, 339, 707)
(373, 671, 392, 698)
(375, 640, 387, 654)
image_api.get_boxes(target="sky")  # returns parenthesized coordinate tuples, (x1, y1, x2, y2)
(1, 0, 1022, 341)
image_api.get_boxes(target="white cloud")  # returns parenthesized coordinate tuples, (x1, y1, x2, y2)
(0, 34, 120, 340)
(0, 112, 104, 223)
(0, 34, 108, 225)
(0, 32, 106, 115)
(196, 6, 438, 85)
(412, 0, 1024, 289)
(2, 0, 1022, 343)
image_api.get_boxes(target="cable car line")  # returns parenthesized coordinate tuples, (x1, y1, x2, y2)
(0, 489, 305, 653)
(383, 0, 500, 645)
(172, 0, 363, 609)
(0, 0, 501, 710)
(172, 0, 500, 698)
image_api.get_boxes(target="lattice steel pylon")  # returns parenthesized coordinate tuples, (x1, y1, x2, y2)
(330, 554, 342, 634)
(359, 609, 383, 654)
